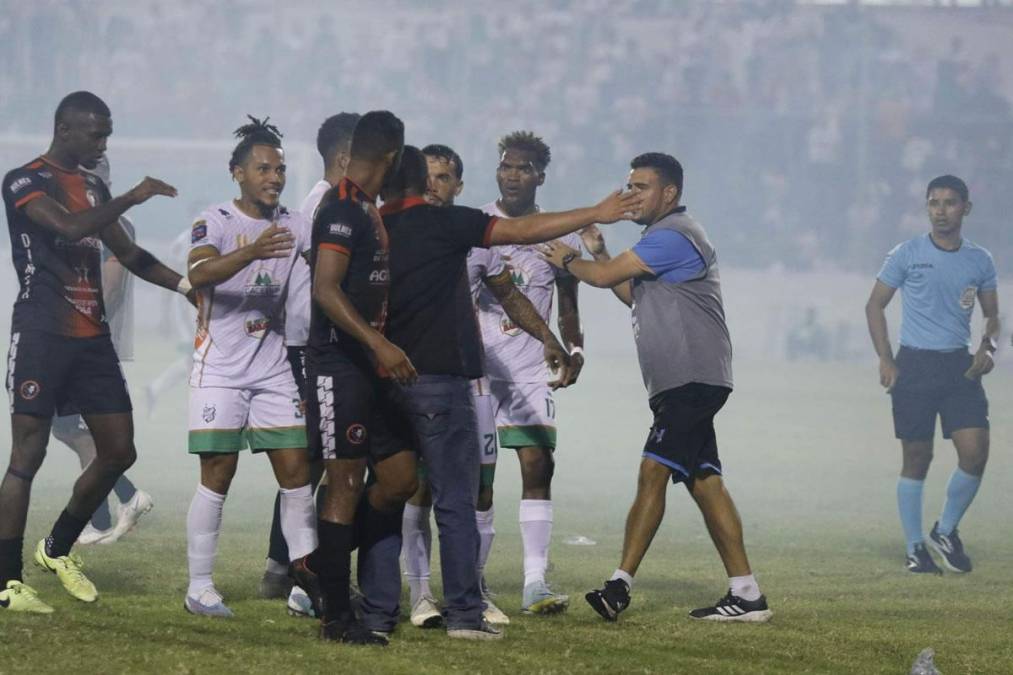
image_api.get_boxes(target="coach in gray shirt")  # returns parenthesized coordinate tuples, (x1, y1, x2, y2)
(542, 153, 771, 624)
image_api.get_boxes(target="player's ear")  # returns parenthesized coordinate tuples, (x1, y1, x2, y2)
(963, 200, 972, 217)
(231, 165, 243, 184)
(664, 183, 679, 206)
(536, 171, 545, 187)
(454, 180, 464, 197)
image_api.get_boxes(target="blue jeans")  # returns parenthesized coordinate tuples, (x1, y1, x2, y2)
(400, 374, 482, 628)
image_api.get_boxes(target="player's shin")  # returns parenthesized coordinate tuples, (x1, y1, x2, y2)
(279, 484, 318, 561)
(186, 484, 226, 596)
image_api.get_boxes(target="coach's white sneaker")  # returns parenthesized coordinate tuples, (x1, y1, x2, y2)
(410, 594, 443, 628)
(110, 490, 154, 541)
(287, 586, 315, 618)
(77, 523, 114, 545)
(482, 592, 510, 625)
(184, 586, 234, 618)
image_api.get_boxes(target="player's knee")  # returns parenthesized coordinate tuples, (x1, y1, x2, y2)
(637, 458, 671, 490)
(959, 448, 988, 476)
(104, 444, 137, 474)
(10, 442, 48, 477)
(390, 474, 419, 505)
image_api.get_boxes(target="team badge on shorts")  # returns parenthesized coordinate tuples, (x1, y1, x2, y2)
(347, 424, 367, 445)
(19, 380, 40, 400)
(202, 403, 216, 423)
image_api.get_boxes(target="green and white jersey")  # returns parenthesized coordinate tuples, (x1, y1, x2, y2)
(189, 200, 311, 389)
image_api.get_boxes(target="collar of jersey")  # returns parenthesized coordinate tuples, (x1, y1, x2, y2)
(39, 155, 78, 173)
(378, 196, 427, 216)
(338, 177, 376, 204)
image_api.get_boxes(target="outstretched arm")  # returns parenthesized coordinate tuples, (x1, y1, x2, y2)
(577, 225, 634, 306)
(24, 176, 177, 242)
(487, 190, 641, 246)
(542, 239, 649, 309)
(187, 223, 294, 289)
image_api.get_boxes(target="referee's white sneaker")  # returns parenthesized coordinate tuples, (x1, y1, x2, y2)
(689, 591, 772, 623)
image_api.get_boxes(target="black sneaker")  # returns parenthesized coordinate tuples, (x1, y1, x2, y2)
(585, 579, 630, 622)
(289, 555, 325, 617)
(929, 522, 972, 573)
(906, 542, 943, 575)
(320, 617, 389, 646)
(690, 591, 772, 622)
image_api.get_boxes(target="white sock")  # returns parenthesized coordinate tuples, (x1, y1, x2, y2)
(401, 503, 432, 604)
(475, 507, 496, 582)
(610, 569, 634, 590)
(729, 574, 761, 602)
(187, 484, 225, 597)
(519, 499, 552, 586)
(279, 484, 318, 561)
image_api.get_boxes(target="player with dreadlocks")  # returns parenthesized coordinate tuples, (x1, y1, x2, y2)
(181, 116, 318, 617)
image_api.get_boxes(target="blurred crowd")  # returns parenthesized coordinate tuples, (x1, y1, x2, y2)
(1, 0, 1011, 272)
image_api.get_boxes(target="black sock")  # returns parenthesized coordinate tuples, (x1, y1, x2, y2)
(91, 499, 113, 531)
(267, 492, 289, 566)
(112, 476, 137, 503)
(0, 537, 23, 585)
(316, 519, 353, 621)
(46, 509, 89, 558)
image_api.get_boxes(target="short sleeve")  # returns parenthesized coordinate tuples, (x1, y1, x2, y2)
(877, 242, 908, 289)
(4, 167, 48, 210)
(190, 210, 224, 252)
(447, 206, 498, 250)
(980, 251, 998, 291)
(631, 229, 705, 281)
(316, 203, 362, 256)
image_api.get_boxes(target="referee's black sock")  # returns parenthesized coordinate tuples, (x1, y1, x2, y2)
(316, 519, 353, 621)
(46, 509, 89, 558)
(0, 537, 23, 585)
(266, 492, 289, 566)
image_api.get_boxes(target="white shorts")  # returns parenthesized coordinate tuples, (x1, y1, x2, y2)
(488, 378, 556, 449)
(188, 374, 306, 454)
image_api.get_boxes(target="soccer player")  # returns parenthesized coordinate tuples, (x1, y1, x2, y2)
(379, 145, 636, 639)
(260, 112, 360, 616)
(0, 91, 183, 614)
(401, 144, 570, 628)
(542, 153, 772, 623)
(50, 155, 153, 546)
(183, 117, 318, 618)
(865, 175, 999, 574)
(477, 131, 584, 614)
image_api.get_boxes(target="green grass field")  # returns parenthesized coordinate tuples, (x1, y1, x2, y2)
(2, 337, 1012, 674)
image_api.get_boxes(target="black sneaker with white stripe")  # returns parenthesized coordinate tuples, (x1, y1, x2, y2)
(929, 522, 972, 573)
(585, 579, 630, 622)
(906, 542, 943, 575)
(689, 591, 772, 623)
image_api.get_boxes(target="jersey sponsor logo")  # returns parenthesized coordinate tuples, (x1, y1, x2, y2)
(960, 286, 977, 311)
(346, 423, 367, 445)
(191, 220, 208, 243)
(245, 270, 281, 297)
(245, 312, 271, 339)
(19, 380, 41, 400)
(368, 269, 389, 284)
(500, 317, 521, 337)
(202, 403, 216, 423)
(329, 223, 353, 238)
(8, 176, 33, 194)
(911, 263, 933, 270)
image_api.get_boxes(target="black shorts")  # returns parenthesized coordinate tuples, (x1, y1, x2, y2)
(891, 346, 989, 441)
(306, 357, 413, 462)
(6, 330, 131, 418)
(643, 383, 731, 485)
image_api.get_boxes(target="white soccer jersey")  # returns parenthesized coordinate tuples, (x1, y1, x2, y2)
(189, 201, 311, 389)
(285, 179, 332, 347)
(467, 246, 506, 304)
(476, 200, 580, 383)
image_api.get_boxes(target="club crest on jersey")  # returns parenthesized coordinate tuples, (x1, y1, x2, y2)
(245, 270, 281, 297)
(191, 220, 207, 243)
(960, 286, 977, 310)
(346, 424, 367, 445)
(19, 380, 41, 400)
(500, 317, 522, 337)
(244, 312, 271, 339)
(202, 403, 216, 423)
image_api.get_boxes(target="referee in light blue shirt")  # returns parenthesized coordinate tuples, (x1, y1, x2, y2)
(866, 175, 1000, 575)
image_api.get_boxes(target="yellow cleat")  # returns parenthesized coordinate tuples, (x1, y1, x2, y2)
(33, 540, 98, 602)
(0, 580, 55, 614)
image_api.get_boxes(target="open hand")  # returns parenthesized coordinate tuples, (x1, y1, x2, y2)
(127, 176, 178, 204)
(593, 189, 642, 224)
(249, 223, 295, 260)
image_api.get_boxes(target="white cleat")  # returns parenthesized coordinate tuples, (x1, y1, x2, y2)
(77, 523, 115, 545)
(184, 586, 234, 618)
(109, 490, 154, 541)
(410, 594, 443, 628)
(287, 585, 315, 618)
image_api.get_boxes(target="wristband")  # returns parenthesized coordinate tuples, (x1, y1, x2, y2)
(570, 346, 583, 357)
(177, 276, 193, 295)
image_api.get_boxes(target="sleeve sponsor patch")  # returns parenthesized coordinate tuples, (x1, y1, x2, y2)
(191, 220, 208, 243)
(329, 223, 353, 237)
(8, 176, 34, 195)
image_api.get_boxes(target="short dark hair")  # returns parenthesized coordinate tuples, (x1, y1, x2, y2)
(926, 174, 969, 202)
(316, 112, 360, 164)
(229, 115, 283, 172)
(385, 145, 428, 196)
(422, 144, 463, 180)
(631, 152, 684, 194)
(498, 131, 551, 171)
(54, 91, 110, 127)
(349, 110, 404, 163)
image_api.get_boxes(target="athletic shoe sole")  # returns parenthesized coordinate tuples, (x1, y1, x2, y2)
(446, 627, 504, 641)
(521, 597, 569, 615)
(690, 609, 773, 623)
(927, 538, 970, 574)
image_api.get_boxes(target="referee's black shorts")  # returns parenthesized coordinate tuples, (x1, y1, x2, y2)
(891, 346, 989, 441)
(642, 382, 731, 485)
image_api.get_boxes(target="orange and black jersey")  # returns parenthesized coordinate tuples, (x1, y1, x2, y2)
(3, 156, 112, 337)
(307, 177, 389, 371)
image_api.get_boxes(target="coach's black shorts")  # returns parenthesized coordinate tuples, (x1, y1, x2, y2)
(306, 356, 413, 462)
(6, 330, 132, 418)
(643, 383, 731, 485)
(891, 346, 989, 441)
